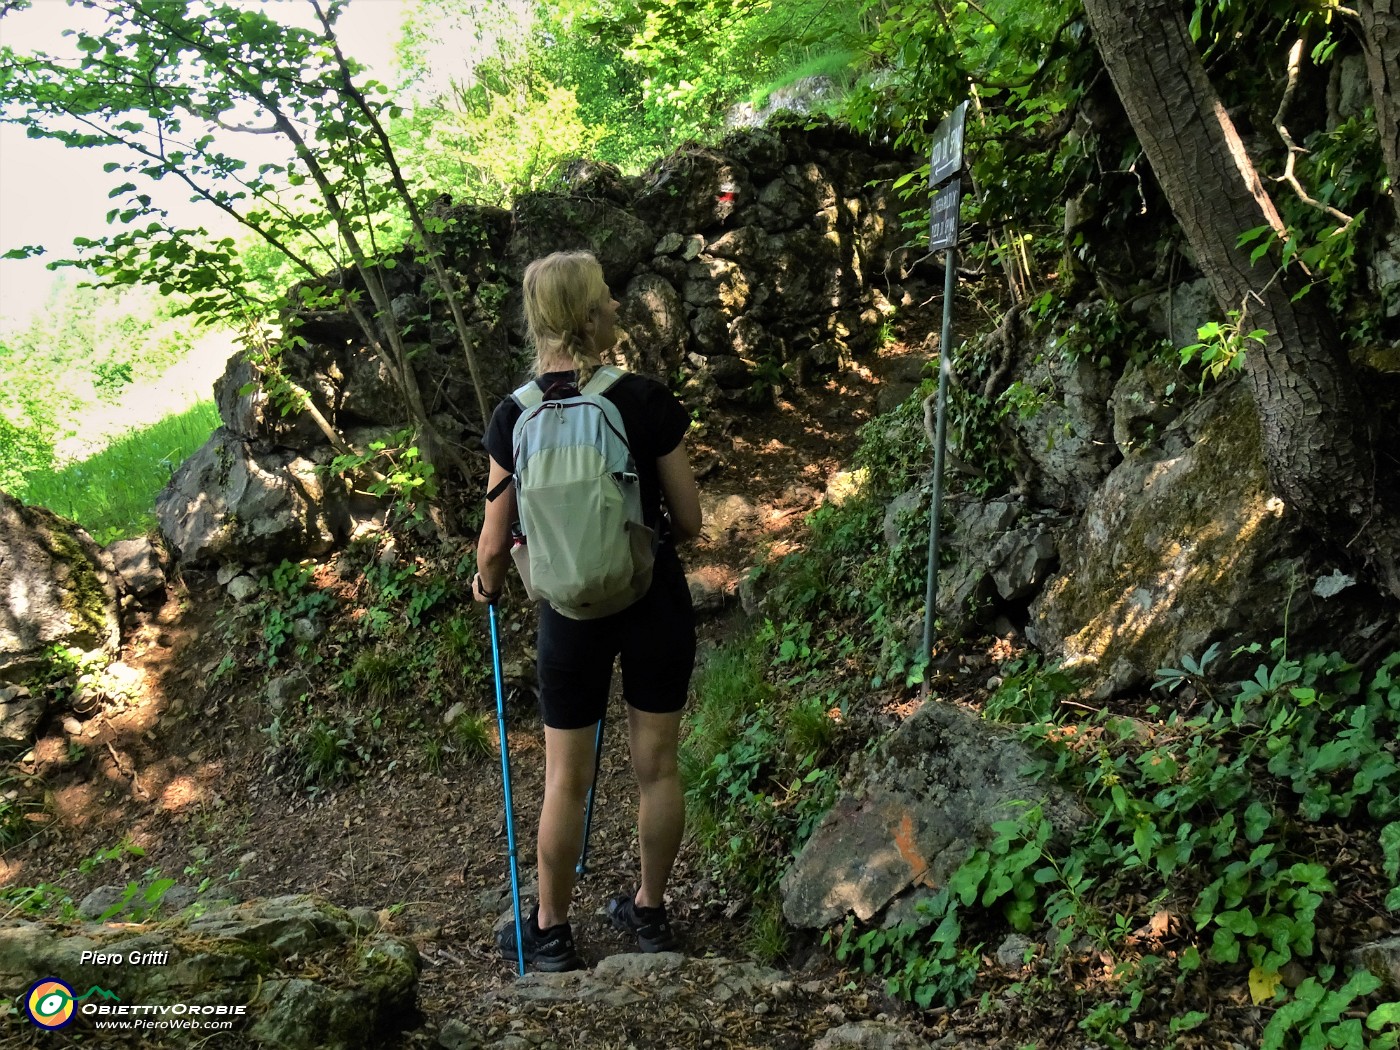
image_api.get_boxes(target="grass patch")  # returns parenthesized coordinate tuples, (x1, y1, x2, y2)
(451, 712, 493, 759)
(680, 628, 844, 901)
(684, 639, 774, 770)
(743, 894, 790, 964)
(346, 647, 414, 707)
(15, 399, 219, 543)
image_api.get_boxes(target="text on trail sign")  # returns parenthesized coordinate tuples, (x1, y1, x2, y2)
(929, 100, 968, 188)
(929, 180, 961, 251)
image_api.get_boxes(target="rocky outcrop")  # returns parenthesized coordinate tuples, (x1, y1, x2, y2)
(780, 700, 1087, 929)
(1352, 936, 1400, 995)
(156, 429, 351, 566)
(0, 491, 121, 689)
(0, 895, 418, 1050)
(1027, 384, 1387, 697)
(930, 496, 1067, 639)
(0, 683, 45, 747)
(1004, 350, 1120, 512)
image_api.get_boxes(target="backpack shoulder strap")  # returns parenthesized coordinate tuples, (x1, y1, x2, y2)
(512, 380, 545, 411)
(581, 365, 627, 397)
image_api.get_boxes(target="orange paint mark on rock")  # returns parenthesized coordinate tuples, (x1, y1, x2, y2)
(891, 810, 932, 887)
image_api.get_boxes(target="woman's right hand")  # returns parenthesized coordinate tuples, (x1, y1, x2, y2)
(656, 442, 702, 542)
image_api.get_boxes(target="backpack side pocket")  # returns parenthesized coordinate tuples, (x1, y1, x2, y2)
(509, 535, 539, 602)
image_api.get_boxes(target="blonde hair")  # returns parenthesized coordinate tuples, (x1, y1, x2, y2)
(523, 250, 608, 382)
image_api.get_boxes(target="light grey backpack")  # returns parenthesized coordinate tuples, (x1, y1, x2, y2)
(509, 366, 655, 619)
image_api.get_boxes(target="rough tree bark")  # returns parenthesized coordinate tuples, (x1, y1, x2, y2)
(1080, 0, 1400, 597)
(1355, 0, 1400, 227)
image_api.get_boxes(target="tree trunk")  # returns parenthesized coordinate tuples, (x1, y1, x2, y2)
(1355, 0, 1400, 227)
(1081, 0, 1400, 596)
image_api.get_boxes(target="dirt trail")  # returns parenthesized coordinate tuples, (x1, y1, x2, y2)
(2, 338, 988, 1048)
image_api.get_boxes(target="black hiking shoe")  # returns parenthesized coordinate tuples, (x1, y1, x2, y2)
(496, 907, 585, 973)
(608, 892, 679, 953)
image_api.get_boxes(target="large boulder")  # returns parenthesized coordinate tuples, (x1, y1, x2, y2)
(0, 684, 46, 748)
(215, 343, 409, 450)
(781, 700, 1086, 929)
(633, 148, 752, 234)
(1370, 230, 1400, 321)
(105, 537, 167, 604)
(1352, 936, 1400, 996)
(1108, 358, 1183, 456)
(155, 429, 350, 567)
(1135, 277, 1218, 350)
(755, 161, 838, 233)
(0, 492, 121, 687)
(725, 75, 839, 130)
(1028, 384, 1364, 698)
(0, 895, 418, 1050)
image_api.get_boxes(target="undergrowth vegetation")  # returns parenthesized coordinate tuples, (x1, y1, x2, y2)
(824, 645, 1400, 1048)
(680, 629, 846, 961)
(214, 538, 496, 794)
(674, 387, 1400, 1047)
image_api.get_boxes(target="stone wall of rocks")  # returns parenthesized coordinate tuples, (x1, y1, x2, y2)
(157, 120, 915, 567)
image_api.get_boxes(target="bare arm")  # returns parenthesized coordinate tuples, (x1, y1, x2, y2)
(657, 441, 702, 542)
(474, 455, 516, 601)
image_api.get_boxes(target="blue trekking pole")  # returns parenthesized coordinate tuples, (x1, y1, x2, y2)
(576, 718, 605, 878)
(489, 600, 526, 977)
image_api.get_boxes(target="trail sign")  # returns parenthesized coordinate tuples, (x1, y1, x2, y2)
(929, 179, 961, 250)
(929, 100, 968, 187)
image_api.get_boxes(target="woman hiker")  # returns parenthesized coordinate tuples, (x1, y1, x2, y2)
(472, 250, 703, 971)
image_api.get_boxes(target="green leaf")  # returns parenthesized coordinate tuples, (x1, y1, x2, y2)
(950, 851, 989, 906)
(1210, 926, 1240, 963)
(1381, 822, 1400, 881)
(1218, 909, 1259, 936)
(1236, 224, 1272, 247)
(1244, 801, 1273, 843)
(1369, 1001, 1400, 1031)
(1169, 1010, 1209, 1033)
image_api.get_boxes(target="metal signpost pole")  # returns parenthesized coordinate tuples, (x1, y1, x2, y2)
(920, 101, 967, 698)
(921, 240, 957, 697)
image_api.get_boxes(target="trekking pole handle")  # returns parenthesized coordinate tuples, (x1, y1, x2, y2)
(474, 572, 502, 604)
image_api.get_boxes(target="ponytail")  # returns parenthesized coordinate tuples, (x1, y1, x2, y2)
(523, 251, 607, 384)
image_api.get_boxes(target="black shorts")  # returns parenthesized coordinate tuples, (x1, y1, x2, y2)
(536, 551, 696, 730)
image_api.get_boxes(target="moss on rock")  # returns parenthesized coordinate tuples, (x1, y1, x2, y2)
(1031, 385, 1300, 696)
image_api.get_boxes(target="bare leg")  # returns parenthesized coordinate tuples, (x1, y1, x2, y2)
(537, 724, 598, 928)
(626, 707, 685, 908)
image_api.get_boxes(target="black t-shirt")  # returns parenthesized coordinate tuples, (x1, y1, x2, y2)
(483, 370, 690, 537)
